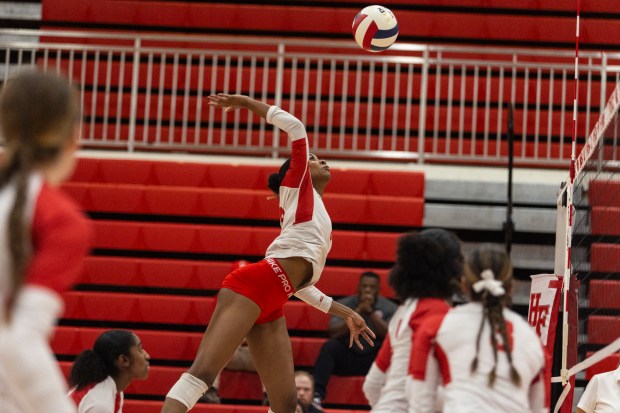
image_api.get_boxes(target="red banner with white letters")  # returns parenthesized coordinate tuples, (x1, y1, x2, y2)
(528, 273, 563, 352)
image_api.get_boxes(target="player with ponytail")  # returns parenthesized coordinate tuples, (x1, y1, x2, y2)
(0, 69, 93, 412)
(69, 330, 150, 413)
(408, 244, 548, 413)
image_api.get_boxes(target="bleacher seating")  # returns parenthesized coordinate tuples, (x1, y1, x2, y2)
(580, 180, 620, 389)
(54, 156, 424, 410)
(41, 0, 620, 49)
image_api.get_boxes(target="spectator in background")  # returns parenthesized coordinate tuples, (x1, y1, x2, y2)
(363, 229, 463, 412)
(576, 357, 620, 413)
(0, 69, 93, 413)
(408, 244, 547, 413)
(295, 371, 323, 413)
(68, 330, 150, 413)
(312, 271, 397, 406)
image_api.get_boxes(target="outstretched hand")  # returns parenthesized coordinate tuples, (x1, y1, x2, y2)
(207, 93, 244, 112)
(346, 312, 376, 350)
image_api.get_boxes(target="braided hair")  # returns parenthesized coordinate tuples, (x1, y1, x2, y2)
(0, 69, 80, 317)
(465, 243, 521, 387)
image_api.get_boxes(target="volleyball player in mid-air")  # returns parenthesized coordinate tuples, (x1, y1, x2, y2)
(161, 93, 375, 413)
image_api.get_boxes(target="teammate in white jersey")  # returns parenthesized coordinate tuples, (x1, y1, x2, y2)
(363, 229, 463, 412)
(0, 70, 93, 413)
(161, 94, 375, 413)
(408, 244, 548, 413)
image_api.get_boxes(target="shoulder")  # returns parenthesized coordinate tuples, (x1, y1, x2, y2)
(79, 377, 116, 413)
(35, 182, 92, 238)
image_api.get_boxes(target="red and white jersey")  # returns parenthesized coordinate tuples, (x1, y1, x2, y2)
(69, 376, 123, 413)
(0, 173, 92, 413)
(408, 302, 548, 413)
(363, 298, 450, 412)
(0, 173, 93, 307)
(264, 106, 333, 312)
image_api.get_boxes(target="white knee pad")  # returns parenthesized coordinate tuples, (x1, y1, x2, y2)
(166, 373, 208, 409)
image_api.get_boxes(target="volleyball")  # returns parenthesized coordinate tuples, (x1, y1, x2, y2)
(352, 5, 399, 52)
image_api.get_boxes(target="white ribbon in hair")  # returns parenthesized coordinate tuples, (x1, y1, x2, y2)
(472, 269, 506, 296)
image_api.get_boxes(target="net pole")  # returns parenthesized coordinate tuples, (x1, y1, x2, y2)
(561, 0, 581, 387)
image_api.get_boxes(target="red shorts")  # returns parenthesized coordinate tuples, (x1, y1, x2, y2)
(221, 258, 296, 324)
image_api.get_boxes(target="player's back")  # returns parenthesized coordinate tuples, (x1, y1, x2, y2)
(435, 302, 544, 413)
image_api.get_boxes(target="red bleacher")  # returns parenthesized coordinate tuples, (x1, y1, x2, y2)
(62, 291, 329, 331)
(53, 326, 324, 368)
(89, 219, 406, 263)
(584, 351, 620, 381)
(68, 158, 424, 196)
(55, 156, 417, 409)
(587, 316, 620, 345)
(42, 0, 620, 46)
(588, 280, 620, 310)
(78, 256, 393, 298)
(59, 362, 367, 407)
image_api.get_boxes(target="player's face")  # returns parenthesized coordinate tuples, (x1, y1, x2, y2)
(127, 335, 150, 380)
(309, 153, 330, 184)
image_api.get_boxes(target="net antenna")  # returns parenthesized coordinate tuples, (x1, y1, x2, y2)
(551, 1, 582, 411)
(552, 1, 620, 410)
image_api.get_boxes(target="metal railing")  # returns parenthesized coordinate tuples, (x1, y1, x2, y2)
(2, 28, 620, 166)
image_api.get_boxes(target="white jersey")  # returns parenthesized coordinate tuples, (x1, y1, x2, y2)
(408, 302, 548, 413)
(0, 173, 91, 413)
(577, 367, 620, 413)
(363, 298, 450, 412)
(264, 106, 333, 313)
(70, 376, 123, 413)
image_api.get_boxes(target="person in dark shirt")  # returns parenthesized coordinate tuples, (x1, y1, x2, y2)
(312, 271, 397, 405)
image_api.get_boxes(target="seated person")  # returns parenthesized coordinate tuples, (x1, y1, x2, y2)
(295, 370, 323, 413)
(312, 271, 397, 405)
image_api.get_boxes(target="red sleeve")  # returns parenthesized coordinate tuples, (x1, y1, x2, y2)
(375, 333, 392, 372)
(281, 138, 313, 224)
(26, 183, 93, 294)
(408, 300, 450, 381)
(281, 137, 308, 188)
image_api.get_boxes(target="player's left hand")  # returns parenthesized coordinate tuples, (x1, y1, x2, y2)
(346, 312, 376, 350)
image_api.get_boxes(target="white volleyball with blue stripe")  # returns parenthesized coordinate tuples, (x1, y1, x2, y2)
(352, 5, 399, 52)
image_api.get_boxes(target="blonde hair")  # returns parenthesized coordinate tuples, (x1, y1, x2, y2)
(0, 69, 80, 315)
(464, 243, 521, 387)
